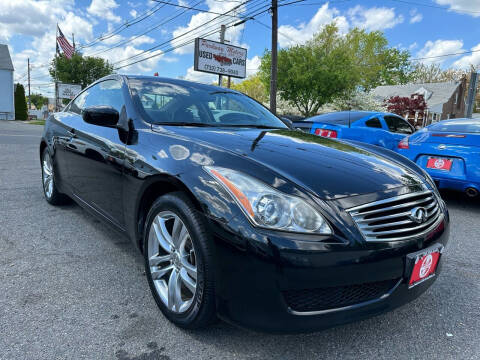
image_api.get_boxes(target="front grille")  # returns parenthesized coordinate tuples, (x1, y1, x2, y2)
(347, 190, 442, 242)
(283, 279, 399, 313)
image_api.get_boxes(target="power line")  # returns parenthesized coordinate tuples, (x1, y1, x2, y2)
(388, 0, 480, 15)
(113, 0, 266, 68)
(411, 49, 480, 61)
(115, 1, 270, 70)
(151, 1, 245, 18)
(84, 0, 206, 57)
(79, 1, 167, 49)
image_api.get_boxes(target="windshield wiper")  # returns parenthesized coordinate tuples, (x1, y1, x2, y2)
(219, 124, 286, 129)
(152, 122, 217, 127)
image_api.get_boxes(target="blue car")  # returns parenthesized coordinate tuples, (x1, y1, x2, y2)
(396, 118, 480, 197)
(293, 111, 415, 150)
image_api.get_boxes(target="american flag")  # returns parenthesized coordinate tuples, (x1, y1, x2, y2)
(56, 25, 74, 59)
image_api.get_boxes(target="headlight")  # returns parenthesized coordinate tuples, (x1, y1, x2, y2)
(421, 169, 439, 193)
(205, 166, 332, 234)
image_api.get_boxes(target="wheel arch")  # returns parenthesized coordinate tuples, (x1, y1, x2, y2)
(39, 140, 47, 161)
(134, 174, 204, 252)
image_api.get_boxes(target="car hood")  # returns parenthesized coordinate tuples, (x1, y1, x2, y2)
(157, 127, 424, 200)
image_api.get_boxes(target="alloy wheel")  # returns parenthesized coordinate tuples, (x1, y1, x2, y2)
(147, 211, 197, 313)
(42, 152, 54, 199)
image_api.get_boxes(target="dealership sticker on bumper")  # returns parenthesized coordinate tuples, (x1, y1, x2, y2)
(406, 244, 444, 288)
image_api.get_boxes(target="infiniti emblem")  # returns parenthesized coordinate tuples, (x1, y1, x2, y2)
(409, 207, 428, 224)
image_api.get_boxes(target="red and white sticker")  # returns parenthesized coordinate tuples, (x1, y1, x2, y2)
(409, 252, 440, 286)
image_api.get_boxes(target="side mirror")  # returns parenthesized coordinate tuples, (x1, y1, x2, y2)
(82, 105, 119, 127)
(280, 117, 294, 129)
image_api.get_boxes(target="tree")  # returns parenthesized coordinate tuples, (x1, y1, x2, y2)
(49, 53, 114, 89)
(343, 28, 412, 90)
(27, 93, 48, 110)
(14, 83, 28, 120)
(409, 63, 466, 83)
(259, 24, 413, 117)
(320, 89, 387, 113)
(260, 24, 358, 117)
(385, 94, 426, 117)
(231, 74, 268, 103)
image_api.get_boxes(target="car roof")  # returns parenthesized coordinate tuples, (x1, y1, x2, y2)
(122, 75, 242, 94)
(304, 111, 399, 125)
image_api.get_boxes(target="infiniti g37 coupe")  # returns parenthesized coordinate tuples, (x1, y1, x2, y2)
(40, 75, 449, 332)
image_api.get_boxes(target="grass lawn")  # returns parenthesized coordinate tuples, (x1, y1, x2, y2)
(26, 120, 45, 125)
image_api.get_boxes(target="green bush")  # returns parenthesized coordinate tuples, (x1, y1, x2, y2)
(14, 83, 28, 120)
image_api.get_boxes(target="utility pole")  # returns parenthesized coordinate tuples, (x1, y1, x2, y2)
(218, 24, 226, 87)
(270, 0, 278, 114)
(27, 58, 31, 110)
(465, 71, 479, 118)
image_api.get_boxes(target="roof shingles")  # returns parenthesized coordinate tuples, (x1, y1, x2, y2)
(0, 44, 14, 71)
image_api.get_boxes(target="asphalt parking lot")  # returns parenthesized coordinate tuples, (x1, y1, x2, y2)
(0, 120, 479, 360)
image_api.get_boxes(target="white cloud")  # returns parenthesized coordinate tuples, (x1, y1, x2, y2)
(87, 0, 121, 23)
(348, 5, 404, 31)
(410, 9, 423, 23)
(453, 43, 480, 69)
(130, 35, 156, 47)
(435, 0, 480, 17)
(278, 3, 348, 47)
(409, 42, 418, 51)
(171, 0, 247, 54)
(129, 9, 137, 18)
(0, 0, 74, 40)
(184, 66, 217, 83)
(246, 56, 261, 77)
(416, 39, 464, 65)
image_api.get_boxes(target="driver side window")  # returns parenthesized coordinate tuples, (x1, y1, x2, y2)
(69, 80, 125, 117)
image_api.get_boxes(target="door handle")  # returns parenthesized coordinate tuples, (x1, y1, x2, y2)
(67, 130, 77, 138)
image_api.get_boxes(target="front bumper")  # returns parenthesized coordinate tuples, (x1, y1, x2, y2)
(208, 212, 450, 333)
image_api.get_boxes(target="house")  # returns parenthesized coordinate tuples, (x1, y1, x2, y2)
(0, 44, 15, 120)
(372, 79, 467, 125)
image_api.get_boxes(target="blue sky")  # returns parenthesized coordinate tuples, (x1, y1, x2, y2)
(1, 0, 479, 97)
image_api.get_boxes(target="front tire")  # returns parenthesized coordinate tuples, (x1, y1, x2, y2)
(143, 192, 216, 329)
(41, 148, 69, 205)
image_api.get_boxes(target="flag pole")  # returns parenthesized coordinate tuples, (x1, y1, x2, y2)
(55, 24, 59, 112)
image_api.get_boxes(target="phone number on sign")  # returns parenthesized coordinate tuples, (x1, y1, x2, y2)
(203, 64, 239, 76)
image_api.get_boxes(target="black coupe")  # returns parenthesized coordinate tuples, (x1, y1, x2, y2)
(40, 75, 449, 332)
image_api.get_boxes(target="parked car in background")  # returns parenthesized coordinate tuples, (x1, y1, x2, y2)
(397, 118, 480, 198)
(293, 111, 415, 150)
(40, 75, 449, 333)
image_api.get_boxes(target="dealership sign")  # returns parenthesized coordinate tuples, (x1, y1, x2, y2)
(194, 38, 247, 79)
(58, 83, 82, 99)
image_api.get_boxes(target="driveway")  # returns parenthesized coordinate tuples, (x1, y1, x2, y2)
(0, 121, 479, 360)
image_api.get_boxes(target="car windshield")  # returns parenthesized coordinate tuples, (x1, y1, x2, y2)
(127, 78, 287, 129)
(429, 120, 480, 134)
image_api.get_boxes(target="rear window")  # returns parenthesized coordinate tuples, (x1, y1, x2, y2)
(429, 120, 480, 133)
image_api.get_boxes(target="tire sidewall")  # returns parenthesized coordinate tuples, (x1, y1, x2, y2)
(143, 193, 211, 327)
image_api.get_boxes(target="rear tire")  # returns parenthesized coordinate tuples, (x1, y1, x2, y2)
(143, 192, 217, 329)
(41, 148, 70, 205)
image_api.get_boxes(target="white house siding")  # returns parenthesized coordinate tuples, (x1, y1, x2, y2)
(0, 69, 14, 120)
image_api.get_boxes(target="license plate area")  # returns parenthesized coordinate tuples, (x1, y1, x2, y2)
(427, 157, 452, 171)
(405, 244, 444, 289)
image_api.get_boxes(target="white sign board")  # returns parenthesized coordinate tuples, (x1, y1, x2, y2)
(58, 83, 82, 99)
(194, 38, 247, 79)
